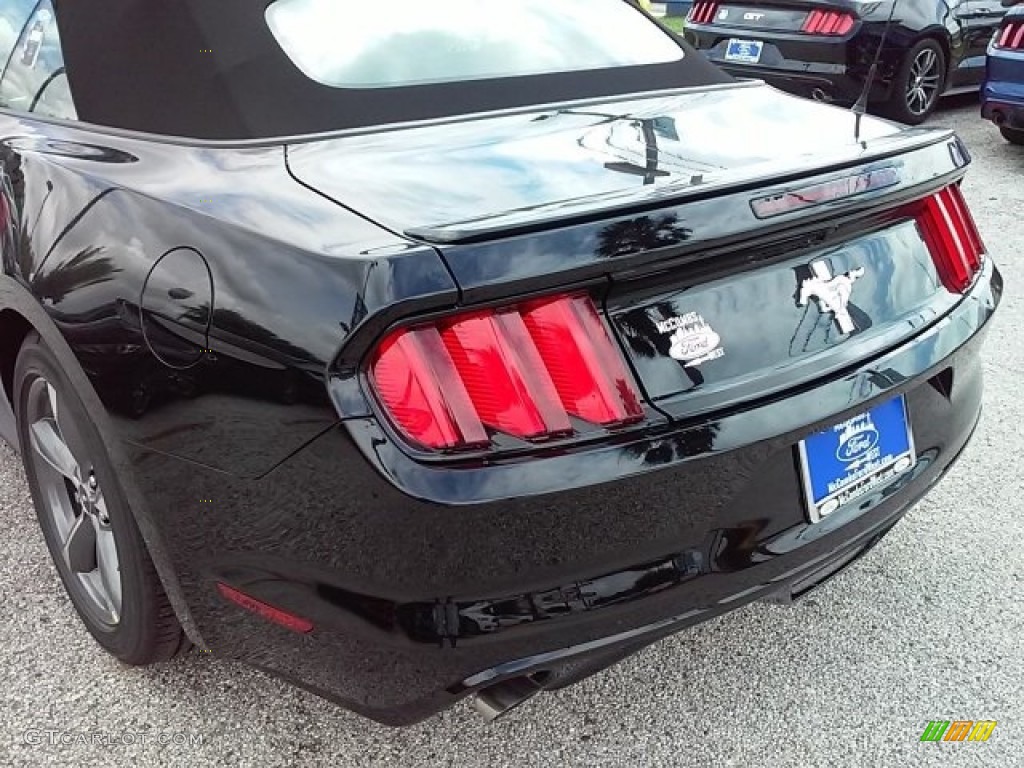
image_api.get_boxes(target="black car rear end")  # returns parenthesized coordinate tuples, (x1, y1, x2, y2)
(146, 97, 1001, 724)
(10, 0, 1000, 728)
(686, 0, 878, 102)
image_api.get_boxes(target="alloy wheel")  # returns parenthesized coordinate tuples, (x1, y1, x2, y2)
(905, 48, 941, 117)
(25, 375, 122, 627)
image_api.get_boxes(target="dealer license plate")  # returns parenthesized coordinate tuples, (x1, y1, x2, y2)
(797, 396, 916, 523)
(724, 39, 763, 63)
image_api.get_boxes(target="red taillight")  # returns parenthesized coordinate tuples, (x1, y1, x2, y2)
(440, 311, 572, 440)
(521, 295, 645, 428)
(370, 326, 489, 450)
(913, 185, 986, 294)
(217, 583, 314, 634)
(802, 10, 855, 35)
(997, 21, 1024, 49)
(688, 1, 720, 24)
(369, 294, 645, 451)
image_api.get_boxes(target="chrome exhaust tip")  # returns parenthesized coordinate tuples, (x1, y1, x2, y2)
(470, 674, 547, 722)
(811, 88, 830, 103)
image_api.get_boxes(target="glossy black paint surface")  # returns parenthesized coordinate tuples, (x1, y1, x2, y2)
(117, 260, 998, 723)
(686, 0, 1008, 103)
(0, 75, 1002, 725)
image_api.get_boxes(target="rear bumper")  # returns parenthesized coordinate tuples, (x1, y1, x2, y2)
(687, 26, 892, 103)
(125, 259, 1001, 725)
(981, 57, 1024, 129)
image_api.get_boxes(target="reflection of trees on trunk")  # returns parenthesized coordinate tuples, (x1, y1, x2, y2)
(32, 246, 120, 304)
(596, 213, 692, 260)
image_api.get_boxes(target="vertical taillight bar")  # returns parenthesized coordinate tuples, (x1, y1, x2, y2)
(913, 185, 986, 294)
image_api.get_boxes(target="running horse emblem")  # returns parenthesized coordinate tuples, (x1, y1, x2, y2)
(798, 261, 865, 334)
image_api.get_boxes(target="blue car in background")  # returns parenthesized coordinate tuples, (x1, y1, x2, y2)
(983, 2, 1024, 145)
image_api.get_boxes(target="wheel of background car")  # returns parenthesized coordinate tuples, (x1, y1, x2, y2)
(14, 331, 189, 664)
(883, 39, 946, 125)
(999, 126, 1024, 145)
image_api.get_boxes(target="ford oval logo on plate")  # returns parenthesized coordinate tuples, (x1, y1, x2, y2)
(836, 424, 879, 463)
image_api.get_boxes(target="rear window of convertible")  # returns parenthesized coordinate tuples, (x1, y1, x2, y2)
(57, 0, 729, 139)
(265, 0, 685, 88)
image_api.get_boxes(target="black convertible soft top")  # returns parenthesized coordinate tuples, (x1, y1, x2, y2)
(56, 0, 731, 141)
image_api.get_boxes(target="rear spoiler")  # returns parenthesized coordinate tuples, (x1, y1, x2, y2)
(406, 127, 957, 245)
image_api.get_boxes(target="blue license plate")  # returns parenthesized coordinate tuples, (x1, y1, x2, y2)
(724, 39, 763, 64)
(797, 396, 916, 522)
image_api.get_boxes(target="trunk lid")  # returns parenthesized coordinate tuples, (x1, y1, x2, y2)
(604, 217, 954, 420)
(286, 82, 907, 247)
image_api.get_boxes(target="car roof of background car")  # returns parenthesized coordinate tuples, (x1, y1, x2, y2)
(54, 0, 731, 142)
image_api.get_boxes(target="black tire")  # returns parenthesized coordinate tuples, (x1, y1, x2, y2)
(881, 39, 946, 125)
(1000, 126, 1024, 145)
(14, 331, 188, 664)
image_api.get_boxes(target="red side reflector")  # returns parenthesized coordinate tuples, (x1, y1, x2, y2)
(368, 294, 645, 452)
(216, 582, 314, 634)
(914, 185, 985, 294)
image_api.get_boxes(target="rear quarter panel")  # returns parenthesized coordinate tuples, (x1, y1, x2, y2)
(0, 113, 460, 477)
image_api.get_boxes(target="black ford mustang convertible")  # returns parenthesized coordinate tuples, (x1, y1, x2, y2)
(0, 0, 1002, 725)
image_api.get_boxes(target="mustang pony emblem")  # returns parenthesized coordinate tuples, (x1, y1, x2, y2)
(798, 261, 865, 334)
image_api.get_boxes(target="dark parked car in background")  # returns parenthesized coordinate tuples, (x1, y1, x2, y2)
(685, 0, 1008, 123)
(0, 0, 1002, 725)
(981, 2, 1024, 142)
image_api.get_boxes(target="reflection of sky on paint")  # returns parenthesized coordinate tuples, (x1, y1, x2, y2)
(44, 140, 400, 257)
(265, 0, 681, 88)
(37, 186, 362, 363)
(289, 84, 902, 233)
(1, 4, 75, 120)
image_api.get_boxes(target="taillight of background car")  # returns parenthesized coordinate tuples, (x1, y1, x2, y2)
(687, 1, 720, 24)
(801, 10, 855, 35)
(368, 294, 645, 451)
(995, 20, 1024, 49)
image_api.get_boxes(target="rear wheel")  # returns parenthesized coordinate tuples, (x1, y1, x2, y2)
(1000, 126, 1024, 145)
(881, 39, 946, 125)
(14, 332, 188, 664)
